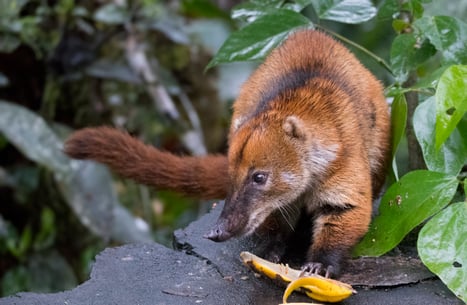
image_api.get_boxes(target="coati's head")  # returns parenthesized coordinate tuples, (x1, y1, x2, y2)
(205, 114, 339, 242)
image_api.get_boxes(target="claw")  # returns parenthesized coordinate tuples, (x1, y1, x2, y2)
(301, 262, 334, 278)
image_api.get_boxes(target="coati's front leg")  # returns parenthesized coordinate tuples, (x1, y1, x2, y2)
(303, 195, 372, 278)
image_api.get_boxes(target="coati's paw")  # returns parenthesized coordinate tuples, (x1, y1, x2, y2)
(301, 262, 335, 278)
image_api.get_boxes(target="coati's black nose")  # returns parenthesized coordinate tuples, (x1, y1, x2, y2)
(203, 223, 233, 242)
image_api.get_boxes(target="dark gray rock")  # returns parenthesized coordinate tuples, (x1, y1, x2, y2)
(0, 202, 463, 305)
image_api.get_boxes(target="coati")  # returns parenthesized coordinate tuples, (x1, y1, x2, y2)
(65, 30, 391, 278)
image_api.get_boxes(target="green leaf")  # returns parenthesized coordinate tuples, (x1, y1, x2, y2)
(1, 250, 78, 295)
(0, 0, 29, 19)
(231, 1, 284, 22)
(390, 94, 407, 180)
(392, 19, 410, 33)
(377, 0, 399, 20)
(1, 265, 29, 295)
(353, 170, 458, 257)
(418, 202, 467, 303)
(0, 100, 152, 243)
(414, 16, 467, 65)
(378, 0, 431, 21)
(390, 33, 436, 83)
(289, 0, 313, 11)
(17, 225, 32, 257)
(93, 3, 129, 25)
(34, 208, 56, 251)
(86, 60, 141, 84)
(207, 9, 311, 68)
(412, 65, 450, 90)
(0, 34, 22, 53)
(181, 0, 229, 19)
(435, 65, 467, 149)
(414, 97, 467, 175)
(0, 102, 70, 173)
(310, 0, 376, 24)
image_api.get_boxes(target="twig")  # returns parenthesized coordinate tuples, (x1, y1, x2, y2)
(316, 25, 393, 75)
(123, 25, 207, 156)
(404, 73, 426, 170)
(178, 91, 207, 155)
(124, 29, 179, 121)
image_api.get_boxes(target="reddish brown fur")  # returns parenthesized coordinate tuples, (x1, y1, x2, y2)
(64, 127, 228, 199)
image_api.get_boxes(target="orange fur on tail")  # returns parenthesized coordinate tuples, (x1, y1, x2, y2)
(64, 127, 228, 199)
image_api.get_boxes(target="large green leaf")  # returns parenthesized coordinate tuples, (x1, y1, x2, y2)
(390, 94, 407, 180)
(309, 0, 377, 24)
(390, 33, 436, 83)
(414, 97, 467, 175)
(0, 103, 70, 173)
(435, 65, 467, 149)
(418, 202, 466, 303)
(0, 100, 152, 243)
(414, 16, 467, 65)
(353, 170, 458, 257)
(207, 9, 311, 68)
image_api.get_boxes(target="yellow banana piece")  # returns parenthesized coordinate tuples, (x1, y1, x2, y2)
(240, 251, 356, 304)
(240, 251, 301, 282)
(282, 275, 355, 303)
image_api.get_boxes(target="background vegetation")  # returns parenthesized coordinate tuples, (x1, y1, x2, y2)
(0, 0, 465, 302)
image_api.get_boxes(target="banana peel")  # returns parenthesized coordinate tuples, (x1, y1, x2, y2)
(240, 251, 356, 304)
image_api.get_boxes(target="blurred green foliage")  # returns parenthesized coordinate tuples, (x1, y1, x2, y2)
(0, 0, 234, 296)
(1, 0, 466, 302)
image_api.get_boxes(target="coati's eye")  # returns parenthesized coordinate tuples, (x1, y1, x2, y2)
(252, 172, 268, 185)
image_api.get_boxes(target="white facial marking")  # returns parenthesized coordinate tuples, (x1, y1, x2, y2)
(245, 207, 272, 235)
(281, 172, 297, 186)
(309, 143, 339, 174)
(232, 117, 245, 131)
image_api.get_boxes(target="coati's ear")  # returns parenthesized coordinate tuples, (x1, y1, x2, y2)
(283, 116, 306, 140)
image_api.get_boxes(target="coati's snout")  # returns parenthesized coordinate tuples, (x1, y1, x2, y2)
(204, 222, 231, 242)
(204, 220, 233, 242)
(204, 197, 248, 242)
